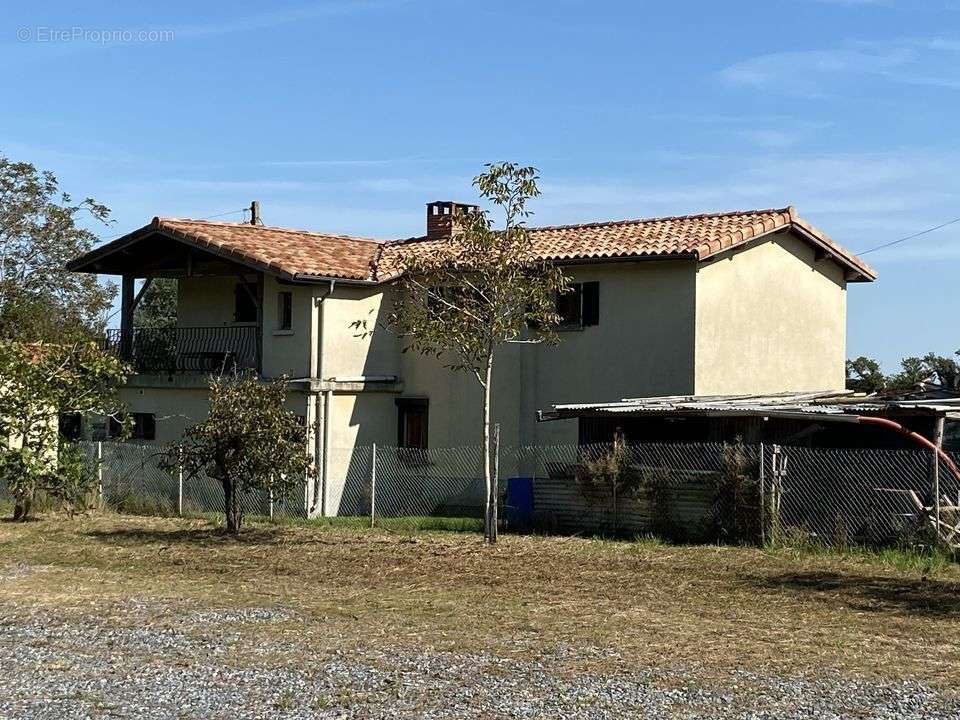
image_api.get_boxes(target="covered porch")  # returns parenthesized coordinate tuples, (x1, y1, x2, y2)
(68, 217, 270, 375)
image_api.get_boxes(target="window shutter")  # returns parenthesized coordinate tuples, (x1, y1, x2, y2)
(581, 281, 599, 326)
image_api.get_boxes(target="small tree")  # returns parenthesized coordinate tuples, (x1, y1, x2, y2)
(0, 339, 128, 520)
(173, 374, 312, 534)
(387, 163, 568, 542)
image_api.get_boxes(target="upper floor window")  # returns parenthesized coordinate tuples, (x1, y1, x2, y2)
(277, 291, 293, 331)
(557, 281, 599, 328)
(234, 282, 257, 323)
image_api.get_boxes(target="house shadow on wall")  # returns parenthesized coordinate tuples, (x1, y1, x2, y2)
(331, 295, 487, 521)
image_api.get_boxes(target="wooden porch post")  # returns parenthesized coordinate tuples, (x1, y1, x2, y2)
(255, 272, 264, 374)
(120, 274, 135, 359)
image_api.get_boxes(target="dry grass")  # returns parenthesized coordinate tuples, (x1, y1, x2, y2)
(2, 512, 959, 687)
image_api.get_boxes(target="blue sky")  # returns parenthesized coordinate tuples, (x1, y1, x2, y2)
(3, 0, 959, 371)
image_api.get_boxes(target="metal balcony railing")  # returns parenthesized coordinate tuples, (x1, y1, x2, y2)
(102, 326, 258, 373)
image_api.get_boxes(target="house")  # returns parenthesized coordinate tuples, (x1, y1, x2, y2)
(67, 202, 875, 515)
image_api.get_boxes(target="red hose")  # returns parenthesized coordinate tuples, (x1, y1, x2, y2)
(858, 415, 960, 485)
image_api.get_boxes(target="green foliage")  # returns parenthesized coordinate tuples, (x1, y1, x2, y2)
(382, 162, 569, 542)
(577, 434, 678, 539)
(0, 338, 128, 520)
(0, 154, 115, 340)
(845, 356, 886, 393)
(171, 373, 312, 534)
(846, 350, 960, 395)
(134, 278, 177, 330)
(713, 439, 761, 544)
(387, 163, 568, 378)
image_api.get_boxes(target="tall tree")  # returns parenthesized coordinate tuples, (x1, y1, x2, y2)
(386, 162, 569, 543)
(0, 154, 115, 340)
(172, 374, 312, 534)
(846, 351, 960, 395)
(0, 339, 128, 520)
(845, 356, 886, 393)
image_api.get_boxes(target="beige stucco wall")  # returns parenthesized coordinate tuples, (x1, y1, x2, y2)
(525, 261, 697, 446)
(116, 234, 851, 516)
(694, 230, 847, 395)
(116, 383, 309, 445)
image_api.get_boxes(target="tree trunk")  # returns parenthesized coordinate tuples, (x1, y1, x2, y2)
(12, 495, 32, 522)
(223, 478, 243, 534)
(482, 353, 496, 544)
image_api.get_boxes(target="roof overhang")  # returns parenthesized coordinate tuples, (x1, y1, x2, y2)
(67, 222, 379, 286)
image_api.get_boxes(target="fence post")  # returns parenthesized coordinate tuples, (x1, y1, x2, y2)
(770, 444, 783, 545)
(759, 442, 766, 546)
(370, 443, 377, 528)
(177, 446, 183, 517)
(96, 441, 103, 508)
(491, 424, 500, 543)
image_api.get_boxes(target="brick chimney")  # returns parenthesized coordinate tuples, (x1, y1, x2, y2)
(426, 200, 479, 240)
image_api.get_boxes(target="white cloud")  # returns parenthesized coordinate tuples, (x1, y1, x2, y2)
(720, 47, 915, 96)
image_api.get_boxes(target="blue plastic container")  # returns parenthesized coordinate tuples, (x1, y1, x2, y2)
(505, 477, 535, 529)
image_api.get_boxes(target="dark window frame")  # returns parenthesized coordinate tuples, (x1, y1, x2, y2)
(109, 412, 157, 441)
(58, 412, 83, 442)
(556, 281, 599, 328)
(277, 291, 293, 330)
(396, 398, 429, 450)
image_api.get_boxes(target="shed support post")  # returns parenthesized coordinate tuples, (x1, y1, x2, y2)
(933, 416, 945, 542)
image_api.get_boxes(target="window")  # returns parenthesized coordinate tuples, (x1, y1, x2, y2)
(109, 412, 156, 441)
(396, 399, 428, 449)
(234, 282, 258, 323)
(58, 413, 83, 442)
(277, 291, 293, 330)
(556, 281, 599, 328)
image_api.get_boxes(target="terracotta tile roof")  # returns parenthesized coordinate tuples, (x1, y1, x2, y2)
(68, 207, 875, 283)
(68, 217, 383, 282)
(379, 206, 876, 281)
(152, 218, 382, 281)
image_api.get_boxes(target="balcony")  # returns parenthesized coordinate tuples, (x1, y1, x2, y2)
(102, 326, 258, 374)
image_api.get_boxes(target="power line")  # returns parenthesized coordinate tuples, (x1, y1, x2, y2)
(94, 208, 246, 245)
(857, 216, 960, 256)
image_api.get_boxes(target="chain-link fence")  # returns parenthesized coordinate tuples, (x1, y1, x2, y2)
(4, 439, 958, 549)
(78, 441, 307, 520)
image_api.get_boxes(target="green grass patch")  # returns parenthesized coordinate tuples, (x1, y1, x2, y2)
(768, 541, 956, 575)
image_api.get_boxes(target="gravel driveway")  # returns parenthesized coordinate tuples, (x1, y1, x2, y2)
(1, 604, 957, 720)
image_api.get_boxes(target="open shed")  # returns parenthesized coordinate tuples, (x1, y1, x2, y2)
(538, 391, 960, 452)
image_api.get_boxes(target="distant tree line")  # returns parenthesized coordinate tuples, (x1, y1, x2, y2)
(846, 351, 960, 395)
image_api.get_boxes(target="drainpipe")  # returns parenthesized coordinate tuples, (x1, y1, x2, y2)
(310, 280, 335, 516)
(322, 389, 333, 517)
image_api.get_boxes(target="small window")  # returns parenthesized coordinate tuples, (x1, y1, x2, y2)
(396, 399, 428, 449)
(556, 281, 599, 328)
(277, 291, 293, 330)
(109, 412, 156, 441)
(234, 282, 258, 323)
(59, 413, 83, 442)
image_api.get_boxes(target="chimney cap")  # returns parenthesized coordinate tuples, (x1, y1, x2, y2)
(426, 200, 480, 215)
(249, 200, 261, 225)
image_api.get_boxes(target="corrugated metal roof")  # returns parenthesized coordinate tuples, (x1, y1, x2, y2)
(541, 391, 960, 422)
